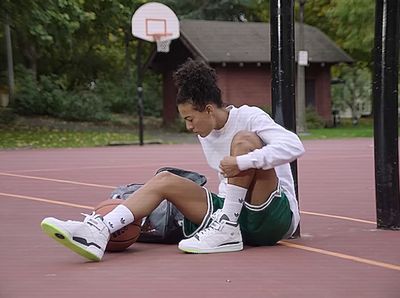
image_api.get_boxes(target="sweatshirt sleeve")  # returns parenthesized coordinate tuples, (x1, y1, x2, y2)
(236, 111, 305, 171)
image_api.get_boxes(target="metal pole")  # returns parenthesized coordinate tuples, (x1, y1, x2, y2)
(270, 0, 300, 237)
(296, 0, 306, 133)
(373, 0, 400, 229)
(5, 14, 15, 103)
(136, 39, 144, 146)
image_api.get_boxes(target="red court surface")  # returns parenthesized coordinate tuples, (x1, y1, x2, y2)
(0, 138, 399, 298)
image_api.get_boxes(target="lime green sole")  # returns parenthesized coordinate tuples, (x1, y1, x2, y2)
(41, 222, 101, 262)
(179, 244, 243, 254)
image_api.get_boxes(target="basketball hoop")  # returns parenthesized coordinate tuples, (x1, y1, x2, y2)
(131, 2, 180, 145)
(131, 3, 180, 52)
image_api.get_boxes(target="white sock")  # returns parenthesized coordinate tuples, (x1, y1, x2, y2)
(102, 204, 135, 233)
(220, 184, 247, 222)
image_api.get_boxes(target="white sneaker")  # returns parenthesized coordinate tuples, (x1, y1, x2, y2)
(41, 212, 110, 261)
(178, 210, 243, 253)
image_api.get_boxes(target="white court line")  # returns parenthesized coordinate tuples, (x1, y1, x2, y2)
(280, 241, 400, 272)
(2, 161, 205, 173)
(300, 211, 376, 225)
(0, 192, 92, 210)
(0, 191, 398, 272)
(0, 172, 377, 225)
(0, 172, 115, 189)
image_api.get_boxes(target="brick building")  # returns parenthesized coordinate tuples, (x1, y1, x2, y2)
(148, 19, 353, 124)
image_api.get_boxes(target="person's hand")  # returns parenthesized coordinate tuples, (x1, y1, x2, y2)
(219, 156, 240, 178)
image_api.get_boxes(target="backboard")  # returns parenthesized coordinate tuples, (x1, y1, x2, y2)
(131, 2, 179, 52)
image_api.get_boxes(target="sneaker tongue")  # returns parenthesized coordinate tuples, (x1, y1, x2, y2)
(219, 213, 230, 222)
(213, 210, 230, 222)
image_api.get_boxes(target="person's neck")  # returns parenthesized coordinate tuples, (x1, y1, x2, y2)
(214, 107, 229, 130)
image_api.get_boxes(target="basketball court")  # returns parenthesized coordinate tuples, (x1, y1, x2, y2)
(0, 138, 399, 297)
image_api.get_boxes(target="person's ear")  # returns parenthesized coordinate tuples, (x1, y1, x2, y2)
(205, 104, 214, 114)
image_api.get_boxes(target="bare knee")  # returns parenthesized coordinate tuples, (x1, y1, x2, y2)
(145, 171, 178, 195)
(151, 171, 175, 186)
(230, 131, 263, 156)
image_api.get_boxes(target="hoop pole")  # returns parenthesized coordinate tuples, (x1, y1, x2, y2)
(270, 0, 299, 237)
(136, 39, 144, 146)
(373, 0, 400, 229)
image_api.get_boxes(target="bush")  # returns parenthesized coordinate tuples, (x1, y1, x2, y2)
(57, 91, 110, 122)
(12, 65, 163, 122)
(306, 106, 325, 129)
(12, 66, 110, 121)
(94, 79, 134, 114)
(12, 67, 43, 115)
(0, 108, 16, 125)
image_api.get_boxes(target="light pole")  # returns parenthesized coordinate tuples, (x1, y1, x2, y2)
(296, 0, 307, 133)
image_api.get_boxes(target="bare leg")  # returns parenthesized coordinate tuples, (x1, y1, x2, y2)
(229, 131, 278, 206)
(122, 171, 208, 225)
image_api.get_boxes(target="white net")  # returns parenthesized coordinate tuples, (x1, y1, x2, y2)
(156, 39, 171, 53)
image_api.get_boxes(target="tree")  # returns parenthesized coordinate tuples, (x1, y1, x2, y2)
(304, 0, 375, 65)
(164, 0, 264, 22)
(1, 0, 95, 78)
(331, 62, 372, 124)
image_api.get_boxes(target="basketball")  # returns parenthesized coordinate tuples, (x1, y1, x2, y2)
(94, 199, 141, 252)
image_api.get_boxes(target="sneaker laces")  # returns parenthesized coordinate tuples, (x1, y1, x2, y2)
(81, 211, 105, 231)
(197, 225, 218, 237)
(196, 215, 223, 237)
(81, 211, 100, 222)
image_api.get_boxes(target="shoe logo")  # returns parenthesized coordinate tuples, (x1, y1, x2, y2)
(108, 221, 114, 229)
(120, 217, 126, 224)
(73, 236, 102, 249)
(234, 212, 240, 218)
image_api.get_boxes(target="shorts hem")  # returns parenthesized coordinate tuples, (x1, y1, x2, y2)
(182, 187, 213, 238)
(244, 181, 282, 211)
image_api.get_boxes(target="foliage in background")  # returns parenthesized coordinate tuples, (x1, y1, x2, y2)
(12, 66, 110, 121)
(302, 0, 375, 65)
(11, 65, 163, 120)
(305, 106, 325, 129)
(331, 62, 372, 123)
(164, 0, 265, 22)
(0, 0, 378, 124)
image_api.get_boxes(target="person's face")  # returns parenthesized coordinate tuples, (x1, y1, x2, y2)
(178, 102, 215, 137)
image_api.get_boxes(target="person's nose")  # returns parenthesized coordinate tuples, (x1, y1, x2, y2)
(186, 121, 194, 131)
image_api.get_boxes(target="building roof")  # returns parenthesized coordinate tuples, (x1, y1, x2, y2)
(179, 19, 353, 64)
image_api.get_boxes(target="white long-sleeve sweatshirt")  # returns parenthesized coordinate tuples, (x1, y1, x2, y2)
(198, 105, 305, 237)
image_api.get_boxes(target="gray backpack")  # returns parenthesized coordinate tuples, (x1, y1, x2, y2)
(110, 167, 207, 244)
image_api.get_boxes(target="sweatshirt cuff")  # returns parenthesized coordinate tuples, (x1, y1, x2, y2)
(236, 154, 256, 171)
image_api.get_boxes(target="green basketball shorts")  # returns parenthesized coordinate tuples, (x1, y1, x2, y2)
(183, 184, 293, 246)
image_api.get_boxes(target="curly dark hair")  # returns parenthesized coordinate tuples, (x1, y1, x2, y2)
(173, 58, 223, 111)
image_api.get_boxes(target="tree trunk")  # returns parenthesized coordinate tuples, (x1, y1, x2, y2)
(23, 42, 38, 79)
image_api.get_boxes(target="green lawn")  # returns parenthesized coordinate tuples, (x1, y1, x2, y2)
(0, 125, 375, 149)
(0, 127, 139, 149)
(0, 116, 379, 149)
(301, 126, 373, 140)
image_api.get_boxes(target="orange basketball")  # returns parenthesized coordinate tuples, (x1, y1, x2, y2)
(94, 199, 141, 252)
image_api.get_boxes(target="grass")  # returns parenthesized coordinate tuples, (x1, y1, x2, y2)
(302, 121, 373, 140)
(0, 113, 379, 149)
(0, 127, 139, 148)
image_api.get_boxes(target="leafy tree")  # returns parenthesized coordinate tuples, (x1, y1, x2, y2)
(331, 62, 372, 124)
(1, 0, 95, 78)
(163, 0, 264, 22)
(303, 0, 375, 64)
